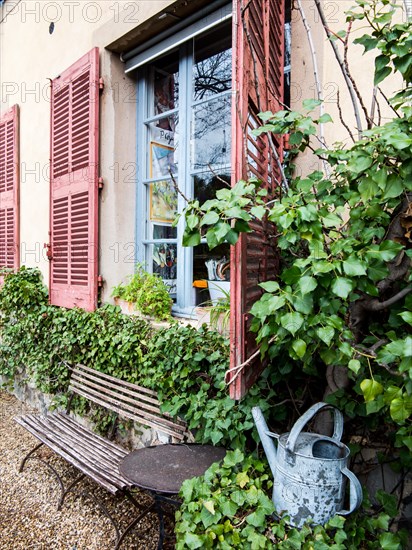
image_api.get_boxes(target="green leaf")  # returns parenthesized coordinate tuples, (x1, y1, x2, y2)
(280, 312, 304, 335)
(201, 211, 220, 226)
(399, 311, 412, 326)
(203, 500, 216, 515)
(359, 177, 379, 200)
(236, 471, 250, 488)
(302, 98, 322, 111)
(385, 133, 412, 151)
(379, 532, 402, 550)
(331, 277, 354, 299)
(360, 379, 384, 402)
(316, 327, 335, 346)
(224, 449, 244, 467)
(187, 214, 199, 230)
(183, 533, 205, 549)
(183, 231, 201, 247)
(342, 257, 367, 277)
(390, 396, 412, 424)
(322, 212, 342, 228)
(251, 205, 266, 219)
(374, 66, 392, 85)
(259, 281, 280, 293)
(246, 507, 267, 528)
(348, 359, 361, 374)
(318, 113, 333, 123)
(221, 499, 238, 517)
(298, 276, 317, 295)
(292, 339, 307, 359)
(383, 175, 404, 198)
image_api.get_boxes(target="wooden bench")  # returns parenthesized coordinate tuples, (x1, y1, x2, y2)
(14, 363, 191, 547)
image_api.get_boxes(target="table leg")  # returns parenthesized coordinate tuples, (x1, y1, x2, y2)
(114, 501, 156, 550)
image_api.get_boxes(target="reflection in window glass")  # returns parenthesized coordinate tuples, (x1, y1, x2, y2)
(193, 27, 232, 101)
(151, 51, 179, 115)
(192, 95, 231, 170)
(194, 172, 231, 204)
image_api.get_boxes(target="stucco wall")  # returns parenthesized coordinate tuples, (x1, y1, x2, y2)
(0, 0, 407, 304)
(290, 0, 405, 175)
(0, 0, 174, 302)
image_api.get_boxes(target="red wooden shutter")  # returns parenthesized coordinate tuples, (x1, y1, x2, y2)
(0, 105, 19, 271)
(229, 0, 285, 399)
(49, 48, 99, 311)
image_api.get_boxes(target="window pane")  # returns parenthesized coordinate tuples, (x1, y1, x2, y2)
(150, 243, 177, 298)
(192, 95, 231, 170)
(193, 25, 232, 101)
(149, 181, 178, 224)
(194, 171, 230, 204)
(147, 115, 179, 178)
(150, 51, 179, 115)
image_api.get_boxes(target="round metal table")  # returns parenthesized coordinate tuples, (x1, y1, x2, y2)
(117, 444, 226, 549)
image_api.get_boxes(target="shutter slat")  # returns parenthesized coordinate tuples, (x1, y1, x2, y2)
(50, 49, 99, 311)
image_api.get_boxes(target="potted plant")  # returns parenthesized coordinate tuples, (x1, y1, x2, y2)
(112, 265, 172, 321)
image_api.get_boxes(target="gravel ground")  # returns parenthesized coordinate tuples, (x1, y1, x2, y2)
(0, 391, 176, 549)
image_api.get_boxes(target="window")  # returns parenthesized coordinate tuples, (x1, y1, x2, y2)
(136, 19, 232, 315)
(0, 105, 19, 271)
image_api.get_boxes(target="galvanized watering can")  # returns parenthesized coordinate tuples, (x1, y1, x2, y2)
(252, 402, 362, 527)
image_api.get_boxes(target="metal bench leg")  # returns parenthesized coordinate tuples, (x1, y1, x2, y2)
(58, 473, 86, 510)
(19, 449, 66, 506)
(19, 442, 44, 472)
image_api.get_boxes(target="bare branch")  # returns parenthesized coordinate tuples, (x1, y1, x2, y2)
(365, 286, 412, 311)
(343, 19, 373, 129)
(314, 0, 363, 138)
(337, 89, 356, 143)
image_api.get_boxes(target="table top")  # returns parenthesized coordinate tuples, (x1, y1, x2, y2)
(119, 444, 226, 494)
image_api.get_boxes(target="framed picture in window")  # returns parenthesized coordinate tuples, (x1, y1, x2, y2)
(149, 180, 178, 223)
(150, 141, 176, 179)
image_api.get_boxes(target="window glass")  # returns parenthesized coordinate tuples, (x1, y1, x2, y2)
(193, 29, 232, 101)
(192, 96, 231, 170)
(151, 51, 179, 116)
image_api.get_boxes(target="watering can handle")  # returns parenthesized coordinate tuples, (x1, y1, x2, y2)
(338, 468, 363, 515)
(286, 402, 344, 453)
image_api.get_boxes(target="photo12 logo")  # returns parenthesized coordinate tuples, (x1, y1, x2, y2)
(1, 1, 140, 25)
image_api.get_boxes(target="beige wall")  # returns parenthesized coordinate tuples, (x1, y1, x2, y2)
(0, 0, 173, 302)
(291, 0, 405, 175)
(0, 0, 406, 304)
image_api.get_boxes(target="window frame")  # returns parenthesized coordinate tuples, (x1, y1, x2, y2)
(135, 16, 233, 317)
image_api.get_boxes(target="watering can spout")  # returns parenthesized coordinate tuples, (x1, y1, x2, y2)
(252, 406, 277, 477)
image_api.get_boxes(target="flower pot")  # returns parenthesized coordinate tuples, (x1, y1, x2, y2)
(207, 280, 230, 303)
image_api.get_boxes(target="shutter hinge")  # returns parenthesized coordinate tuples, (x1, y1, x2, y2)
(98, 177, 104, 189)
(44, 243, 52, 260)
(97, 275, 104, 287)
(99, 77, 104, 91)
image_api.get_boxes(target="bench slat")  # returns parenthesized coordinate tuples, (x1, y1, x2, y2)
(40, 422, 129, 488)
(44, 414, 128, 478)
(71, 372, 166, 417)
(72, 368, 162, 408)
(73, 364, 158, 398)
(15, 415, 125, 494)
(69, 383, 186, 439)
(54, 412, 127, 457)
